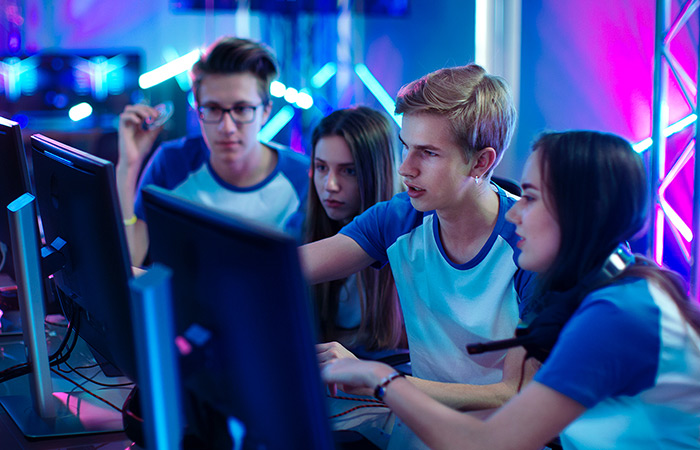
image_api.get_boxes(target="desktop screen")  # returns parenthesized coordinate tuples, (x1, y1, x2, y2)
(142, 185, 334, 449)
(0, 116, 31, 281)
(31, 134, 136, 380)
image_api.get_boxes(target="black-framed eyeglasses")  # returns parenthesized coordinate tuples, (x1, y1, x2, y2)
(197, 103, 263, 124)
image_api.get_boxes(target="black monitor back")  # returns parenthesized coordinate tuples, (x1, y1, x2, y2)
(142, 185, 333, 450)
(31, 134, 136, 380)
(0, 117, 31, 281)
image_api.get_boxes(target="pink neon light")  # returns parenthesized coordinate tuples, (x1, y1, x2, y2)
(655, 206, 665, 266)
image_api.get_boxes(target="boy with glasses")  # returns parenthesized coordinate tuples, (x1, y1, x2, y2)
(117, 36, 309, 266)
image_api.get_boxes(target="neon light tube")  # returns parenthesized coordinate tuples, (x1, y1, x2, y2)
(310, 62, 337, 89)
(139, 50, 200, 89)
(354, 64, 402, 127)
(258, 106, 295, 143)
(68, 102, 93, 121)
(633, 113, 697, 153)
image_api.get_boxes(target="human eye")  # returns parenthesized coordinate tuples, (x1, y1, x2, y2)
(314, 161, 327, 172)
(423, 149, 437, 157)
(232, 105, 249, 114)
(520, 192, 538, 203)
(199, 105, 222, 121)
(343, 167, 357, 176)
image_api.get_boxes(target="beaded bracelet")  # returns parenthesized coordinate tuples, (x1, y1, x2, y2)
(123, 215, 138, 226)
(373, 371, 404, 401)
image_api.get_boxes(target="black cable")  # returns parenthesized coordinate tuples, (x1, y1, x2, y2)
(57, 360, 134, 388)
(50, 367, 124, 413)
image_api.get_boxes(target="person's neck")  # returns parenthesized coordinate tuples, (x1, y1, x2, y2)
(212, 143, 277, 187)
(436, 185, 500, 265)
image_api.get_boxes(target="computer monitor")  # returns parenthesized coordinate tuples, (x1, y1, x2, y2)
(31, 134, 136, 381)
(0, 116, 31, 282)
(142, 185, 334, 450)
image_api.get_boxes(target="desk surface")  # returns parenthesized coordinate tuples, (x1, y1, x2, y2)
(0, 318, 137, 449)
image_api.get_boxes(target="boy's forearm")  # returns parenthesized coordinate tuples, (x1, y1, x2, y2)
(408, 347, 539, 411)
(408, 376, 517, 411)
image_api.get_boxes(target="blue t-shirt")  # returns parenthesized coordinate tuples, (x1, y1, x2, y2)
(134, 136, 309, 240)
(535, 278, 700, 449)
(341, 185, 535, 384)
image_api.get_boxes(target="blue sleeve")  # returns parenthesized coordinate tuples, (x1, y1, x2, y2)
(134, 137, 208, 220)
(276, 147, 310, 244)
(534, 285, 660, 408)
(514, 268, 538, 322)
(339, 193, 423, 265)
(340, 200, 392, 264)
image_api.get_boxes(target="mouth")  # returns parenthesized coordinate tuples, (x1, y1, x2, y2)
(216, 140, 242, 148)
(405, 182, 425, 198)
(324, 199, 344, 208)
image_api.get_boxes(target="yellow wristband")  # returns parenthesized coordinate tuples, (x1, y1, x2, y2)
(123, 215, 138, 226)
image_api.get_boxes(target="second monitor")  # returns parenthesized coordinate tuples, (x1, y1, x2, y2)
(142, 185, 334, 449)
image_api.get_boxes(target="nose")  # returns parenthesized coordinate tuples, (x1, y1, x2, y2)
(505, 200, 521, 225)
(324, 171, 340, 192)
(398, 149, 416, 178)
(219, 111, 239, 133)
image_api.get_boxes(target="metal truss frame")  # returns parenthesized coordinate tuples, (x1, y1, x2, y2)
(651, 0, 700, 298)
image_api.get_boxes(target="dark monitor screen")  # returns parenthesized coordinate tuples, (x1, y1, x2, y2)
(0, 116, 31, 281)
(31, 134, 136, 380)
(142, 185, 334, 449)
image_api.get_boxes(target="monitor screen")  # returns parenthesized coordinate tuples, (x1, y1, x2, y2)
(142, 185, 334, 449)
(31, 134, 136, 380)
(0, 116, 31, 281)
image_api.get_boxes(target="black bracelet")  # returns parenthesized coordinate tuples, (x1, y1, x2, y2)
(373, 371, 404, 401)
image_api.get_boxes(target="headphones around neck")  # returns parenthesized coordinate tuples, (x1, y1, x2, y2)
(466, 243, 635, 363)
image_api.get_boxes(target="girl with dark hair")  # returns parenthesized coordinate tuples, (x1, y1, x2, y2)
(306, 106, 405, 351)
(321, 130, 700, 450)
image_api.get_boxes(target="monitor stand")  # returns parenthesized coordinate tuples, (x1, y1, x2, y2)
(0, 193, 126, 438)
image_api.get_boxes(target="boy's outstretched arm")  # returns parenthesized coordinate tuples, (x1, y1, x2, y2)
(299, 233, 375, 285)
(408, 347, 541, 411)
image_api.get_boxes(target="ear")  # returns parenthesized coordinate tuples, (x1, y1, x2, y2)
(469, 147, 497, 178)
(261, 101, 273, 125)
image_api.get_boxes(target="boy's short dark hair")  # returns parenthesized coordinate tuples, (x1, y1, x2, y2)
(395, 64, 516, 174)
(190, 36, 279, 104)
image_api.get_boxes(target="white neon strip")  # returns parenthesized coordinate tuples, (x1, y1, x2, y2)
(655, 206, 665, 265)
(354, 64, 402, 127)
(659, 140, 694, 195)
(162, 47, 192, 92)
(474, 0, 489, 70)
(666, 215, 692, 263)
(139, 49, 200, 89)
(659, 198, 693, 242)
(633, 113, 697, 153)
(310, 62, 337, 89)
(68, 102, 93, 121)
(258, 106, 295, 143)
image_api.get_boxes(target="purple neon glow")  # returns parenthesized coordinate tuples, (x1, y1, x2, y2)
(536, 1, 697, 271)
(655, 206, 665, 266)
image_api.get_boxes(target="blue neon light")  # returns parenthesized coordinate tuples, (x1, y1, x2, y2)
(258, 106, 295, 143)
(311, 62, 337, 89)
(354, 64, 402, 127)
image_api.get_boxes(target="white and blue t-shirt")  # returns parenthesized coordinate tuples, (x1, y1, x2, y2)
(134, 136, 309, 240)
(535, 278, 700, 450)
(341, 186, 535, 384)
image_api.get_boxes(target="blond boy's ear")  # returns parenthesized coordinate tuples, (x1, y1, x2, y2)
(470, 147, 498, 178)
